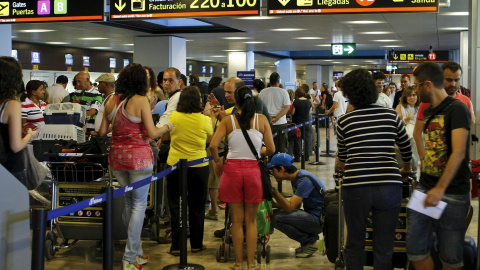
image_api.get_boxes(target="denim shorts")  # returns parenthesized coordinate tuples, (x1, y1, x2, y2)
(406, 186, 470, 268)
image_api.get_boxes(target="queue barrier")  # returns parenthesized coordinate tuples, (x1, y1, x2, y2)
(32, 116, 330, 270)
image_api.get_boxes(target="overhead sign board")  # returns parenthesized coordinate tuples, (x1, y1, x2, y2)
(110, 0, 260, 20)
(0, 0, 103, 23)
(331, 43, 356, 56)
(267, 0, 438, 15)
(388, 51, 449, 63)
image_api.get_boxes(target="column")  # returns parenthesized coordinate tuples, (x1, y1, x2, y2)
(0, 24, 12, 57)
(321, 65, 333, 90)
(470, 0, 479, 159)
(133, 36, 186, 76)
(276, 58, 296, 86)
(306, 65, 322, 89)
(228, 52, 247, 78)
(459, 31, 468, 87)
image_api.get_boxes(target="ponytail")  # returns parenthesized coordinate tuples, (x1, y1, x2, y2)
(234, 86, 255, 130)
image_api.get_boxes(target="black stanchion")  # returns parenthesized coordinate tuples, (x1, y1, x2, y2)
(32, 208, 47, 270)
(164, 159, 205, 270)
(273, 131, 284, 195)
(320, 116, 335, 158)
(301, 123, 305, 170)
(103, 186, 114, 270)
(309, 115, 326, 166)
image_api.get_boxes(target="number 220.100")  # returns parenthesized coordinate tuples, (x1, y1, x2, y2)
(190, 0, 256, 8)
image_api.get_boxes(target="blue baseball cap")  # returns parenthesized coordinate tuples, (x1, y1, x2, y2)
(267, 153, 294, 169)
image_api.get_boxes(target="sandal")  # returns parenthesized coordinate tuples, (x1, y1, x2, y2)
(191, 245, 206, 253)
(136, 254, 149, 265)
(229, 262, 243, 270)
(122, 260, 143, 270)
(166, 248, 180, 256)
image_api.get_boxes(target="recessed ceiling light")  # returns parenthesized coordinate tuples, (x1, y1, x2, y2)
(323, 60, 334, 62)
(365, 60, 375, 63)
(440, 12, 469, 16)
(127, 51, 134, 53)
(223, 37, 249, 40)
(12, 36, 17, 38)
(272, 28, 305, 31)
(440, 27, 468, 31)
(332, 62, 341, 64)
(344, 21, 385, 24)
(203, 60, 213, 62)
(359, 31, 393, 34)
(224, 49, 243, 52)
(379, 45, 404, 48)
(315, 44, 331, 47)
(295, 37, 325, 40)
(372, 39, 400, 42)
(18, 29, 55, 33)
(46, 42, 69, 45)
(124, 43, 134, 46)
(237, 16, 280, 20)
(244, 41, 267, 44)
(211, 55, 226, 58)
(79, 37, 108, 40)
(351, 64, 360, 67)
(186, 39, 194, 42)
(91, 47, 112, 50)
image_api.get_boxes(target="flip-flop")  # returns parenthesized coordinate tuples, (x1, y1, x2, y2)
(191, 245, 206, 253)
(166, 248, 180, 256)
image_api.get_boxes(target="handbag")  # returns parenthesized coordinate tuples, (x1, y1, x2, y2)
(235, 114, 273, 201)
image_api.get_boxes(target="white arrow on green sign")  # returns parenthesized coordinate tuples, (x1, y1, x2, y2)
(331, 43, 356, 56)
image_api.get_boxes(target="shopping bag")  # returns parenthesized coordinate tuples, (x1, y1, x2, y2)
(257, 199, 274, 235)
(25, 147, 49, 190)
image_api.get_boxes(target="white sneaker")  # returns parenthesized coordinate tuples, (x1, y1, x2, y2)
(295, 241, 318, 258)
(136, 255, 149, 265)
(123, 259, 143, 270)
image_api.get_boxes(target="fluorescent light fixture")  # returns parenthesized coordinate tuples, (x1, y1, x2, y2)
(359, 31, 393, 34)
(211, 55, 227, 58)
(344, 21, 385, 24)
(332, 62, 342, 64)
(315, 44, 332, 47)
(223, 37, 249, 40)
(274, 61, 280, 66)
(127, 51, 134, 53)
(295, 37, 325, 40)
(91, 47, 112, 50)
(244, 41, 267, 44)
(379, 45, 404, 48)
(79, 37, 108, 40)
(186, 39, 194, 42)
(18, 29, 55, 33)
(440, 12, 469, 16)
(237, 16, 280, 20)
(124, 43, 134, 46)
(11, 36, 17, 38)
(440, 27, 468, 31)
(224, 49, 243, 52)
(272, 28, 305, 31)
(372, 39, 400, 42)
(323, 60, 334, 62)
(351, 64, 360, 66)
(203, 60, 213, 62)
(46, 42, 69, 45)
(143, 18, 212, 27)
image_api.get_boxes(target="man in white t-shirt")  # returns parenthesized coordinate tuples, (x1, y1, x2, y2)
(47, 75, 69, 104)
(308, 81, 321, 110)
(258, 72, 291, 154)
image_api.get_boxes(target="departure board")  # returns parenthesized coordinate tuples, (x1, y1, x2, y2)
(110, 0, 260, 20)
(267, 0, 438, 15)
(0, 0, 103, 23)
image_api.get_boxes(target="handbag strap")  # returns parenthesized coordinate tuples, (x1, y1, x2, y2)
(234, 113, 261, 161)
(111, 97, 126, 128)
(300, 175, 325, 195)
(423, 97, 455, 132)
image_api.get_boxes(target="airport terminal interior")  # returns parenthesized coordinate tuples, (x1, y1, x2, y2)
(0, 0, 479, 269)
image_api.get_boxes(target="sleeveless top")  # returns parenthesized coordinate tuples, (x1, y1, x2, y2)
(108, 96, 153, 171)
(227, 113, 263, 160)
(0, 100, 25, 172)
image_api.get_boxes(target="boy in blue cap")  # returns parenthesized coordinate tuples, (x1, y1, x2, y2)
(268, 153, 326, 258)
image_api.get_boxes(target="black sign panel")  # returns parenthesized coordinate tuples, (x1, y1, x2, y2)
(0, 0, 103, 23)
(267, 0, 438, 15)
(110, 0, 260, 20)
(388, 51, 449, 63)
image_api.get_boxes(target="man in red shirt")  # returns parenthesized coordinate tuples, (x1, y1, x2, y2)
(413, 61, 475, 160)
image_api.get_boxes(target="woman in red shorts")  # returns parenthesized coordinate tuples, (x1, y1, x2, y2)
(210, 86, 275, 270)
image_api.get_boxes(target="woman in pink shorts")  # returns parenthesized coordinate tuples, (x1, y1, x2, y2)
(210, 85, 275, 270)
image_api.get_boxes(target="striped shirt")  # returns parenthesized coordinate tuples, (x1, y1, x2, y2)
(72, 88, 103, 133)
(21, 97, 47, 128)
(336, 105, 412, 188)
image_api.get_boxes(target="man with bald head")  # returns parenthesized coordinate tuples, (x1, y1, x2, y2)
(73, 71, 103, 135)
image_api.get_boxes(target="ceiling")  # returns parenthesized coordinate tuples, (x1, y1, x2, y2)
(10, 0, 469, 71)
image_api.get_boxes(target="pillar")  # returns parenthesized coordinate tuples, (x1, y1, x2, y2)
(133, 36, 186, 76)
(0, 25, 12, 57)
(470, 0, 479, 159)
(276, 58, 296, 86)
(306, 65, 322, 90)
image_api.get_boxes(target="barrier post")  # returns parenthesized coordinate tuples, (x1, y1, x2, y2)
(31, 208, 47, 270)
(321, 115, 335, 158)
(103, 186, 114, 270)
(301, 123, 305, 170)
(309, 115, 326, 166)
(163, 159, 205, 270)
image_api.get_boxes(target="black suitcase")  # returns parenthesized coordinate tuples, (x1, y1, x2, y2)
(322, 189, 340, 263)
(429, 235, 477, 270)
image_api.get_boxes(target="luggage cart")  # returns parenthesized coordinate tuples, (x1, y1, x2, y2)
(43, 152, 127, 260)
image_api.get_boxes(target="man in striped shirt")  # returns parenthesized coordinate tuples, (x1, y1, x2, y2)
(73, 71, 103, 136)
(336, 69, 412, 269)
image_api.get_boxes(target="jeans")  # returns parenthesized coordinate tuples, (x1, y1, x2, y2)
(293, 123, 312, 161)
(342, 184, 402, 270)
(112, 165, 153, 263)
(406, 185, 470, 268)
(272, 209, 322, 245)
(167, 165, 209, 250)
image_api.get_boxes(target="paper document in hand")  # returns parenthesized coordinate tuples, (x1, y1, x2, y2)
(407, 190, 447, 219)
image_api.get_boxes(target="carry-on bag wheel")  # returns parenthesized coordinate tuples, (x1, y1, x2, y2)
(45, 237, 56, 260)
(224, 243, 231, 263)
(216, 243, 222, 262)
(265, 245, 271, 263)
(256, 244, 262, 264)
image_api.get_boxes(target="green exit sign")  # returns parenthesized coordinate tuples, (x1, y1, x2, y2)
(331, 43, 356, 56)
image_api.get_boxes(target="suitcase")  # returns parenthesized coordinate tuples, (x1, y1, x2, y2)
(323, 189, 339, 263)
(429, 235, 477, 270)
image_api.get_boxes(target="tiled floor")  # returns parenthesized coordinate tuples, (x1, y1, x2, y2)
(41, 131, 479, 270)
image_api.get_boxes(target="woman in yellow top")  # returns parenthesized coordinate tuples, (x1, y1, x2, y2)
(166, 86, 217, 256)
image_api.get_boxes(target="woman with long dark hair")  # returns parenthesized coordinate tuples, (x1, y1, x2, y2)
(210, 86, 275, 269)
(165, 86, 216, 256)
(336, 69, 412, 269)
(291, 87, 312, 162)
(99, 63, 173, 270)
(0, 56, 37, 187)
